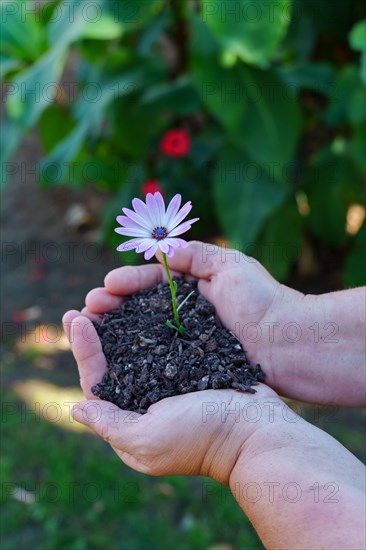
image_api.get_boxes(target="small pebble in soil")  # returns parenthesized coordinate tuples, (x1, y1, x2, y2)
(92, 280, 265, 414)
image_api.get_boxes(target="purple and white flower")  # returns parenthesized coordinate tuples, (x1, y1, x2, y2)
(115, 192, 199, 260)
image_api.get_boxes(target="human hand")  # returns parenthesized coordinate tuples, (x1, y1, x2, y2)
(63, 248, 365, 548)
(72, 239, 365, 408)
(81, 241, 302, 395)
(62, 309, 279, 484)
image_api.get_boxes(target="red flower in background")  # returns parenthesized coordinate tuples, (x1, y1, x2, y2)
(141, 179, 164, 196)
(160, 129, 190, 157)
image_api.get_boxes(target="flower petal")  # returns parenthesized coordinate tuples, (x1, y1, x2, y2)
(132, 197, 149, 218)
(166, 245, 175, 258)
(154, 192, 166, 226)
(145, 193, 160, 226)
(158, 240, 169, 254)
(169, 201, 192, 230)
(115, 227, 149, 237)
(168, 218, 199, 237)
(164, 194, 181, 227)
(136, 238, 156, 253)
(165, 237, 188, 249)
(116, 215, 144, 229)
(117, 240, 140, 252)
(144, 242, 159, 260)
(122, 207, 152, 231)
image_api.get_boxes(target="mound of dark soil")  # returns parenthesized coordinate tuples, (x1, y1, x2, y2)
(92, 280, 265, 414)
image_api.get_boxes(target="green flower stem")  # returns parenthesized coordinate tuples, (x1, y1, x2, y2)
(162, 252, 184, 334)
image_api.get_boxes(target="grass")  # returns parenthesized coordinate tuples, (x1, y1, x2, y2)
(1, 385, 263, 550)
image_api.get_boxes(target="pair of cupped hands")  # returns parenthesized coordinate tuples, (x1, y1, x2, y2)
(63, 241, 305, 485)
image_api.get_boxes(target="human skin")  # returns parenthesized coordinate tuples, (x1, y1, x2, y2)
(62, 317, 365, 550)
(63, 241, 366, 548)
(79, 241, 366, 406)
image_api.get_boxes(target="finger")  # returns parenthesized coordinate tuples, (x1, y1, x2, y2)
(80, 307, 104, 324)
(156, 240, 224, 279)
(85, 287, 123, 314)
(63, 309, 103, 344)
(70, 316, 107, 399)
(72, 400, 143, 453)
(62, 310, 81, 344)
(104, 264, 180, 296)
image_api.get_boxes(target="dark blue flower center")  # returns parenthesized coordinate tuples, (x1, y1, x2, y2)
(152, 226, 168, 240)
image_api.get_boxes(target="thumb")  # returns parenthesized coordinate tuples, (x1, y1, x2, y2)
(72, 400, 142, 452)
(156, 240, 226, 280)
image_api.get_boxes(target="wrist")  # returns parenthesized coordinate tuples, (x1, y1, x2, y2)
(256, 286, 342, 403)
(228, 410, 366, 550)
(241, 283, 307, 381)
(201, 387, 284, 485)
(259, 287, 366, 404)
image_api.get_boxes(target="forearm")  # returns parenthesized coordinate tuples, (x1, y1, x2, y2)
(260, 286, 366, 405)
(229, 414, 366, 549)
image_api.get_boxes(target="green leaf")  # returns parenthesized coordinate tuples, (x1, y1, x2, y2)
(350, 125, 366, 173)
(201, 0, 291, 68)
(74, 68, 149, 120)
(0, 0, 47, 61)
(141, 76, 201, 115)
(349, 20, 366, 52)
(81, 13, 124, 40)
(39, 121, 90, 186)
(279, 63, 335, 95)
(192, 60, 301, 173)
(326, 65, 360, 126)
(282, 2, 316, 60)
(80, 146, 132, 191)
(255, 201, 303, 281)
(234, 66, 301, 177)
(305, 148, 363, 246)
(6, 47, 67, 128)
(40, 68, 150, 181)
(138, 11, 170, 56)
(191, 56, 248, 132)
(361, 51, 366, 85)
(0, 55, 22, 79)
(189, 12, 219, 57)
(191, 18, 244, 162)
(347, 87, 366, 125)
(213, 146, 288, 246)
(105, 0, 164, 33)
(349, 20, 366, 85)
(166, 320, 180, 333)
(113, 96, 162, 159)
(38, 105, 75, 153)
(7, 0, 129, 129)
(48, 0, 103, 45)
(189, 133, 225, 169)
(344, 223, 366, 287)
(5, 0, 109, 128)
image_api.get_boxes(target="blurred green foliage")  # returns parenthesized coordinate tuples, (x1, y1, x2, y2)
(1, 387, 263, 550)
(1, 0, 365, 284)
(2, 383, 365, 549)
